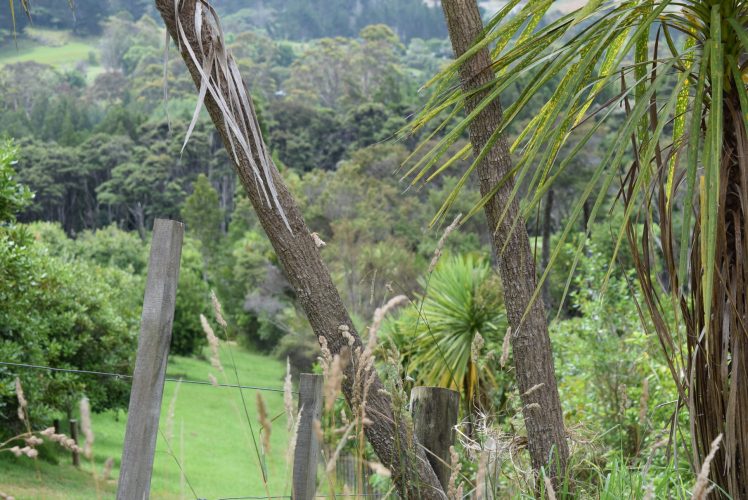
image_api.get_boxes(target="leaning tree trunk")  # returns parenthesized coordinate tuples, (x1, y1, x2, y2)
(441, 0, 569, 478)
(154, 1, 444, 497)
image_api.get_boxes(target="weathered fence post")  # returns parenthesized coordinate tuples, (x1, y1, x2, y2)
(69, 419, 80, 467)
(410, 386, 460, 490)
(293, 373, 323, 500)
(116, 219, 184, 500)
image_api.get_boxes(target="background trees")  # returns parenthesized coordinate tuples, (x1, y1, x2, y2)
(0, 144, 138, 427)
(0, 0, 446, 43)
(1, 0, 735, 495)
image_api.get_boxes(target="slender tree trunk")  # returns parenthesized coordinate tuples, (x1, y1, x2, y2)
(220, 174, 231, 234)
(582, 199, 592, 258)
(154, 1, 444, 497)
(541, 189, 554, 310)
(582, 199, 592, 232)
(130, 202, 146, 241)
(441, 0, 569, 477)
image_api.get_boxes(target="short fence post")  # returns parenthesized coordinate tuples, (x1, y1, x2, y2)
(69, 419, 80, 467)
(116, 219, 184, 500)
(293, 373, 323, 500)
(53, 418, 61, 434)
(410, 386, 460, 490)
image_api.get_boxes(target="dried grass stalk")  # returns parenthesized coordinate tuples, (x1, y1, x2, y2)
(500, 328, 512, 369)
(325, 421, 356, 473)
(211, 290, 227, 328)
(102, 457, 115, 481)
(165, 378, 182, 443)
(322, 350, 348, 413)
(14, 378, 27, 423)
(79, 397, 94, 460)
(283, 357, 295, 434)
(638, 377, 649, 428)
(201, 313, 223, 372)
(429, 213, 462, 273)
(256, 392, 272, 454)
(692, 434, 723, 500)
(369, 295, 408, 343)
(543, 475, 557, 500)
(286, 406, 302, 467)
(447, 445, 462, 499)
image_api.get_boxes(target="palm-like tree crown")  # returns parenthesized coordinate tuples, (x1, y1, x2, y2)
(409, 0, 748, 495)
(383, 255, 508, 412)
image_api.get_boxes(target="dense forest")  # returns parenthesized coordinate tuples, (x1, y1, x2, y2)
(1, 0, 746, 498)
(0, 0, 446, 40)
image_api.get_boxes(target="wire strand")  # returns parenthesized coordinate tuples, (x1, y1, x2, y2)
(215, 495, 383, 499)
(0, 361, 294, 394)
(1, 365, 377, 497)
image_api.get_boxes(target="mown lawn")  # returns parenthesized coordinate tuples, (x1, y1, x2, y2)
(0, 344, 293, 499)
(0, 29, 100, 79)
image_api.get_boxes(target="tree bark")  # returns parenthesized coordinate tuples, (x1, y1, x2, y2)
(153, 1, 444, 497)
(541, 189, 554, 310)
(441, 0, 569, 477)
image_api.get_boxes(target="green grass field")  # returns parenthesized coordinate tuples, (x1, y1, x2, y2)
(0, 344, 293, 499)
(0, 28, 100, 79)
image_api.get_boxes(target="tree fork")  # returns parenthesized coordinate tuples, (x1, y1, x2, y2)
(441, 0, 569, 477)
(153, 1, 444, 497)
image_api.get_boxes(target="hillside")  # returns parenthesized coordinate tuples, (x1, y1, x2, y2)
(1, 0, 741, 497)
(0, 28, 101, 80)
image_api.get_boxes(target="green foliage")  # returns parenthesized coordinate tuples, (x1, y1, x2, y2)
(343, 103, 406, 151)
(0, 251, 135, 430)
(100, 14, 162, 74)
(262, 0, 445, 42)
(0, 249, 140, 419)
(383, 255, 508, 411)
(73, 224, 148, 273)
(182, 173, 224, 268)
(552, 244, 678, 456)
(285, 25, 408, 110)
(0, 144, 138, 427)
(0, 141, 31, 222)
(170, 238, 210, 356)
(0, 4, 729, 494)
(224, 223, 291, 352)
(267, 101, 346, 171)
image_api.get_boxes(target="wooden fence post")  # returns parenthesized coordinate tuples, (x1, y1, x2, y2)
(69, 419, 80, 467)
(410, 386, 460, 490)
(293, 373, 323, 500)
(116, 219, 184, 500)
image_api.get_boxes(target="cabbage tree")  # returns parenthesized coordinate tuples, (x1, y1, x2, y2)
(410, 0, 748, 495)
(384, 255, 509, 414)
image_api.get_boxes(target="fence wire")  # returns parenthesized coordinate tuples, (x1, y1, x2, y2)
(0, 362, 372, 498)
(0, 360, 293, 394)
(215, 495, 383, 499)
